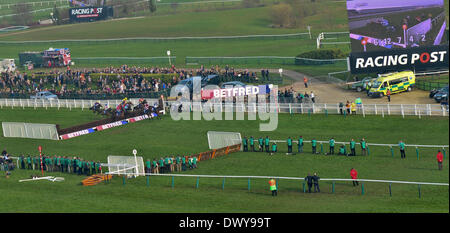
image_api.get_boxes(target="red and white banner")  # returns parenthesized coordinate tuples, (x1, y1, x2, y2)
(60, 114, 150, 140)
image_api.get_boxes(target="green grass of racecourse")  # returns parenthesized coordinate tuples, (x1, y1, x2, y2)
(0, 108, 448, 212)
(0, 4, 348, 41)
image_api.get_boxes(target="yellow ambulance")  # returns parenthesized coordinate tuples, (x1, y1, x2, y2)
(368, 71, 416, 98)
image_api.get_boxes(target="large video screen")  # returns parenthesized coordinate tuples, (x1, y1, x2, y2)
(346, 0, 449, 74)
(347, 0, 447, 52)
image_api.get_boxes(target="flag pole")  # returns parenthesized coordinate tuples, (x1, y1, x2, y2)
(38, 145, 44, 176)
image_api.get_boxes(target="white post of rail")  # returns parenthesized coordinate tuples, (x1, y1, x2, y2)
(362, 104, 365, 117)
(401, 104, 404, 118)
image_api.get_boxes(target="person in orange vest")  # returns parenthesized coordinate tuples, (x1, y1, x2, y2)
(269, 178, 277, 196)
(350, 168, 358, 186)
(303, 77, 308, 88)
(437, 150, 444, 170)
(386, 88, 391, 102)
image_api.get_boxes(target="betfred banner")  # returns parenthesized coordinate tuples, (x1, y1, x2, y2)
(349, 45, 448, 74)
(201, 85, 271, 100)
(346, 0, 449, 74)
(60, 114, 150, 140)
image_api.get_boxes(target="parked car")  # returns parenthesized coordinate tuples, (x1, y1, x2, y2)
(430, 85, 448, 98)
(220, 81, 246, 89)
(30, 91, 58, 100)
(351, 77, 375, 92)
(201, 75, 219, 87)
(433, 86, 449, 103)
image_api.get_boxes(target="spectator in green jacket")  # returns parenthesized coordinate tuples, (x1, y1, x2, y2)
(399, 140, 406, 159)
(96, 161, 101, 174)
(361, 138, 367, 156)
(265, 136, 270, 153)
(287, 137, 293, 154)
(350, 139, 356, 156)
(77, 159, 83, 175)
(176, 156, 181, 172)
(193, 156, 197, 169)
(19, 155, 25, 169)
(298, 136, 304, 153)
(33, 156, 39, 170)
(90, 161, 95, 174)
(26, 155, 32, 170)
(249, 136, 255, 152)
(152, 159, 158, 174)
(181, 156, 186, 171)
(311, 139, 317, 154)
(45, 157, 52, 171)
(329, 137, 335, 155)
(258, 137, 264, 152)
(67, 157, 72, 173)
(159, 157, 165, 173)
(188, 157, 193, 169)
(52, 156, 57, 172)
(271, 143, 277, 155)
(73, 157, 79, 174)
(338, 145, 347, 156)
(242, 137, 248, 152)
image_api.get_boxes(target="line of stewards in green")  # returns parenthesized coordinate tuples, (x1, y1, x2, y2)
(145, 155, 198, 175)
(399, 140, 406, 159)
(242, 136, 370, 156)
(243, 136, 272, 153)
(19, 155, 101, 176)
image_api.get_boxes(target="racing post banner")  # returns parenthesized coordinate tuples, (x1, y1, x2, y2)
(346, 0, 449, 74)
(69, 6, 113, 23)
(349, 45, 448, 74)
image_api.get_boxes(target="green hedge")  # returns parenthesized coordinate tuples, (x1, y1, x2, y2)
(296, 49, 348, 59)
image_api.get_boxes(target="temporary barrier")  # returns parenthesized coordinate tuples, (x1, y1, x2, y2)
(2, 122, 59, 140)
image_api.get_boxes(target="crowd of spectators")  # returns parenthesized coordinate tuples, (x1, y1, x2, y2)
(145, 155, 198, 174)
(2, 147, 200, 177)
(0, 65, 273, 98)
(1, 148, 102, 176)
(277, 87, 317, 104)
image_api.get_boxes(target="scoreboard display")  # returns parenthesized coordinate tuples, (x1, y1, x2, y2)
(69, 6, 113, 22)
(346, 0, 449, 74)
